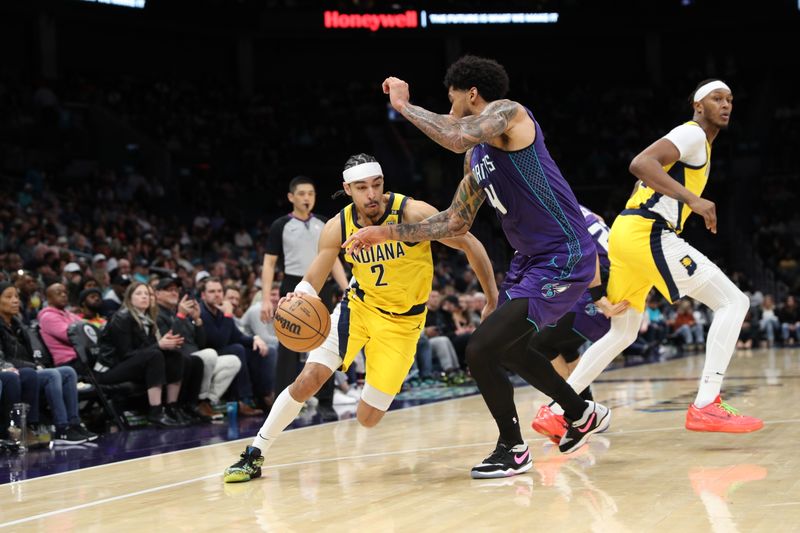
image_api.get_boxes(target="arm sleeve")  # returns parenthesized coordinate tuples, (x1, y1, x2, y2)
(663, 124, 707, 167)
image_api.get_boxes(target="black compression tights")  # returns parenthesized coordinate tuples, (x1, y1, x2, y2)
(466, 298, 588, 444)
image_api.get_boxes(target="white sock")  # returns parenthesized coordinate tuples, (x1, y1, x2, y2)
(251, 388, 304, 453)
(689, 271, 749, 408)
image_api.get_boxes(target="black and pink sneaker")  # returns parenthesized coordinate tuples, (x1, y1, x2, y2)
(559, 401, 611, 454)
(470, 442, 532, 479)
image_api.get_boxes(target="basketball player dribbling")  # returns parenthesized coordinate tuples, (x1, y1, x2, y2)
(534, 79, 763, 435)
(343, 56, 628, 479)
(224, 153, 498, 483)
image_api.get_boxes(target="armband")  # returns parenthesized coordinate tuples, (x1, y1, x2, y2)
(589, 285, 606, 302)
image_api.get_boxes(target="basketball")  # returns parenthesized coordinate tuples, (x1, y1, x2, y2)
(274, 293, 331, 352)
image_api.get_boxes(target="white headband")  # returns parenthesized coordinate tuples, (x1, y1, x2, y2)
(342, 162, 383, 183)
(693, 81, 731, 102)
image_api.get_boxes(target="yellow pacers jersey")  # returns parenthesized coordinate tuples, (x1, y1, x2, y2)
(625, 121, 711, 233)
(341, 192, 433, 314)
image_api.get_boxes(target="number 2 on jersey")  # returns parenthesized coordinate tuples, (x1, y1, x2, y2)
(370, 264, 388, 286)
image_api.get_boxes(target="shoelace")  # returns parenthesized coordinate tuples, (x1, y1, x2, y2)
(485, 445, 510, 463)
(716, 400, 741, 416)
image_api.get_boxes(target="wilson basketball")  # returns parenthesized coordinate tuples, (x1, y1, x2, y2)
(274, 293, 331, 352)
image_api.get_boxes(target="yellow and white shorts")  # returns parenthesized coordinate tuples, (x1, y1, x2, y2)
(306, 295, 426, 411)
(607, 210, 720, 312)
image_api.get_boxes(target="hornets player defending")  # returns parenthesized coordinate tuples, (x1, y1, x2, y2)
(344, 56, 627, 478)
(536, 79, 763, 434)
(224, 153, 498, 483)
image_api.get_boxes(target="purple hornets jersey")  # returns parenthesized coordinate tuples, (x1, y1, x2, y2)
(470, 108, 595, 282)
(480, 107, 596, 330)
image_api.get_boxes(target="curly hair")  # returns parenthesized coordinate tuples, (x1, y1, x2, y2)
(343, 153, 378, 171)
(443, 55, 510, 102)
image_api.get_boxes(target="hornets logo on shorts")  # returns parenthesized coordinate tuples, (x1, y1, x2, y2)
(584, 302, 598, 316)
(680, 255, 697, 276)
(541, 282, 571, 299)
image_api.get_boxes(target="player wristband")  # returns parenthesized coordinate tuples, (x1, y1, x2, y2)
(176, 313, 187, 319)
(294, 280, 317, 297)
(589, 285, 606, 302)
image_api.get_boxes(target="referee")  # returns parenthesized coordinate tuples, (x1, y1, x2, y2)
(260, 176, 348, 421)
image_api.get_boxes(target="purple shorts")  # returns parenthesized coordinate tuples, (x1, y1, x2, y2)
(570, 291, 611, 342)
(499, 250, 596, 332)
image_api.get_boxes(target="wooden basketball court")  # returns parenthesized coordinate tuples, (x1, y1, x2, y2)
(2, 348, 798, 531)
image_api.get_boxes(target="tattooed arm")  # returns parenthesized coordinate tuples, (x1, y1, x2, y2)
(382, 77, 519, 153)
(402, 100, 519, 154)
(342, 152, 486, 254)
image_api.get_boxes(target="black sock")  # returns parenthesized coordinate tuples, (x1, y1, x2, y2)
(497, 411, 523, 446)
(553, 381, 588, 421)
(579, 387, 594, 402)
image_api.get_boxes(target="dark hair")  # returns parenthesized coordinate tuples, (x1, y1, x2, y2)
(689, 78, 722, 107)
(200, 276, 222, 294)
(333, 154, 380, 199)
(288, 175, 315, 194)
(444, 55, 510, 102)
(343, 153, 378, 171)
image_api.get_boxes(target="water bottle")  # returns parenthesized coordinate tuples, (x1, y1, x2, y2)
(226, 401, 239, 440)
(9, 403, 29, 453)
(226, 401, 238, 423)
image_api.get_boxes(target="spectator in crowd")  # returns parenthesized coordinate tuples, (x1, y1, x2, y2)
(459, 294, 481, 329)
(63, 262, 84, 307)
(758, 295, 781, 347)
(223, 285, 245, 332)
(441, 294, 473, 368)
(0, 281, 96, 443)
(240, 285, 279, 409)
(1, 351, 45, 447)
(424, 290, 463, 382)
(13, 271, 42, 324)
(37, 283, 84, 371)
(778, 295, 800, 345)
(102, 272, 131, 317)
(96, 282, 187, 428)
(77, 288, 107, 329)
(199, 277, 268, 415)
(669, 299, 705, 351)
(644, 294, 668, 345)
(155, 277, 231, 423)
(737, 307, 758, 350)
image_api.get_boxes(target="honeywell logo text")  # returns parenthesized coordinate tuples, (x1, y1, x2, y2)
(323, 10, 419, 31)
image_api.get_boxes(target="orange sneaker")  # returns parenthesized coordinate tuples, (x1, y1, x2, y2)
(531, 405, 567, 444)
(685, 397, 763, 433)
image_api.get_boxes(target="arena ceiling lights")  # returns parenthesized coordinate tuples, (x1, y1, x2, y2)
(323, 10, 559, 32)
